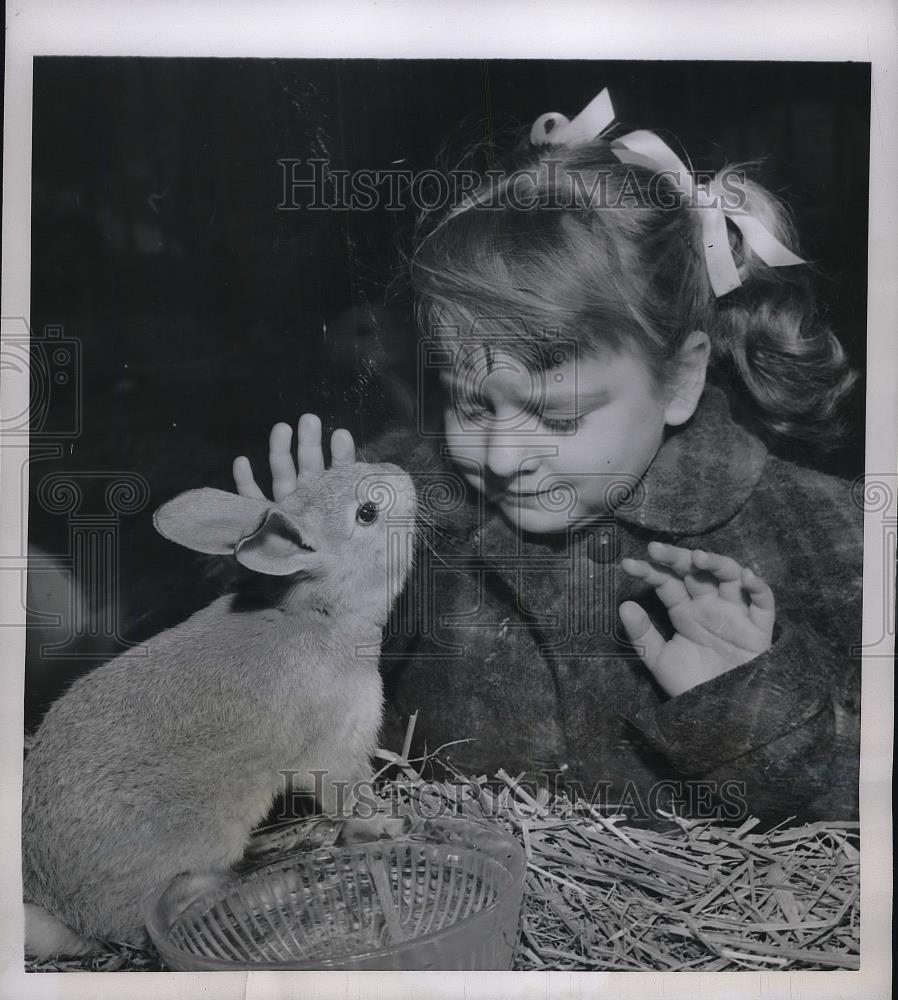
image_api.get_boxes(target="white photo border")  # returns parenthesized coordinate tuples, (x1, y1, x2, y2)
(2, 2, 894, 998)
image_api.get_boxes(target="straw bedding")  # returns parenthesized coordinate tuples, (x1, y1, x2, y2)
(24, 733, 859, 973)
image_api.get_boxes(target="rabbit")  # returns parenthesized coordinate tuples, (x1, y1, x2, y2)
(22, 459, 417, 959)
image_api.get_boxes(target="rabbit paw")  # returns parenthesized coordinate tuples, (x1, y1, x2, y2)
(340, 814, 409, 844)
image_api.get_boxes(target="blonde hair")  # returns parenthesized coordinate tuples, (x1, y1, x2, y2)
(409, 134, 857, 448)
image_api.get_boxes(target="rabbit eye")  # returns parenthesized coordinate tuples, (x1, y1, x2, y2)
(356, 501, 379, 525)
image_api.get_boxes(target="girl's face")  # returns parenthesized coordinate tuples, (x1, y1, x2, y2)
(441, 346, 674, 533)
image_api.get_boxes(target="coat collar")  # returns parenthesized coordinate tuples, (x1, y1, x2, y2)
(614, 384, 768, 536)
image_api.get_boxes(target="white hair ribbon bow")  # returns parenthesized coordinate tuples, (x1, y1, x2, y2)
(530, 88, 805, 297)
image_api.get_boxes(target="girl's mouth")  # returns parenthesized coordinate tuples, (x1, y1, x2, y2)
(493, 489, 550, 503)
(465, 473, 553, 505)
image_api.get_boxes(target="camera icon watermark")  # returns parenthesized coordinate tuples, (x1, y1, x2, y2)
(1, 318, 82, 439)
(417, 320, 579, 439)
(16, 472, 152, 660)
(851, 473, 896, 658)
(350, 469, 422, 659)
(374, 461, 646, 658)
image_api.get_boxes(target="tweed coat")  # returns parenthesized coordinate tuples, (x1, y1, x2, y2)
(370, 386, 863, 825)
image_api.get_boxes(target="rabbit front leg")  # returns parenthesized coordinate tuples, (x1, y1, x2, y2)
(273, 757, 372, 819)
(315, 756, 376, 819)
(317, 752, 408, 841)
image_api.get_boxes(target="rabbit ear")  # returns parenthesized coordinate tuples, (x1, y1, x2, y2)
(153, 488, 271, 555)
(234, 508, 318, 576)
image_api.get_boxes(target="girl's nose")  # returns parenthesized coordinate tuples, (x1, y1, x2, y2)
(485, 433, 530, 480)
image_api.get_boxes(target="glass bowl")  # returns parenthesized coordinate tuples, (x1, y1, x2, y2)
(146, 814, 526, 971)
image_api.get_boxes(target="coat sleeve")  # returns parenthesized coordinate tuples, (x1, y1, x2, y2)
(627, 465, 863, 824)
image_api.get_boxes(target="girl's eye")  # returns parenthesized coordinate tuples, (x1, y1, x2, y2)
(356, 502, 379, 525)
(540, 414, 583, 432)
(454, 400, 491, 424)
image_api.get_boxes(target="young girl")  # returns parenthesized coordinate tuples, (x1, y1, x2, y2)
(233, 89, 862, 825)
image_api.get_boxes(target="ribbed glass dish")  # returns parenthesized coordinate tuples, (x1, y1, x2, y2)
(146, 815, 526, 971)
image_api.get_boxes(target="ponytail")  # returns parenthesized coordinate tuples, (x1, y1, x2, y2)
(705, 171, 858, 448)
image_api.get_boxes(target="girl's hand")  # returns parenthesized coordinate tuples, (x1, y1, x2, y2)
(232, 413, 357, 501)
(619, 542, 775, 698)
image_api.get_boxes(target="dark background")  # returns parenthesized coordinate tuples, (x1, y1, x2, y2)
(26, 58, 871, 725)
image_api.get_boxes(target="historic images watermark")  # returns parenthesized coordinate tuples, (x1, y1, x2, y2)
(277, 159, 749, 214)
(275, 769, 749, 824)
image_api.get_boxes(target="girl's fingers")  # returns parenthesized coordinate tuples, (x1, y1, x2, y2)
(691, 549, 743, 582)
(682, 572, 720, 599)
(330, 428, 356, 465)
(692, 548, 753, 604)
(232, 456, 267, 500)
(619, 601, 666, 671)
(296, 413, 326, 477)
(241, 420, 358, 506)
(646, 541, 723, 599)
(631, 546, 770, 611)
(646, 541, 694, 576)
(269, 422, 299, 501)
(743, 566, 776, 626)
(620, 557, 689, 610)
